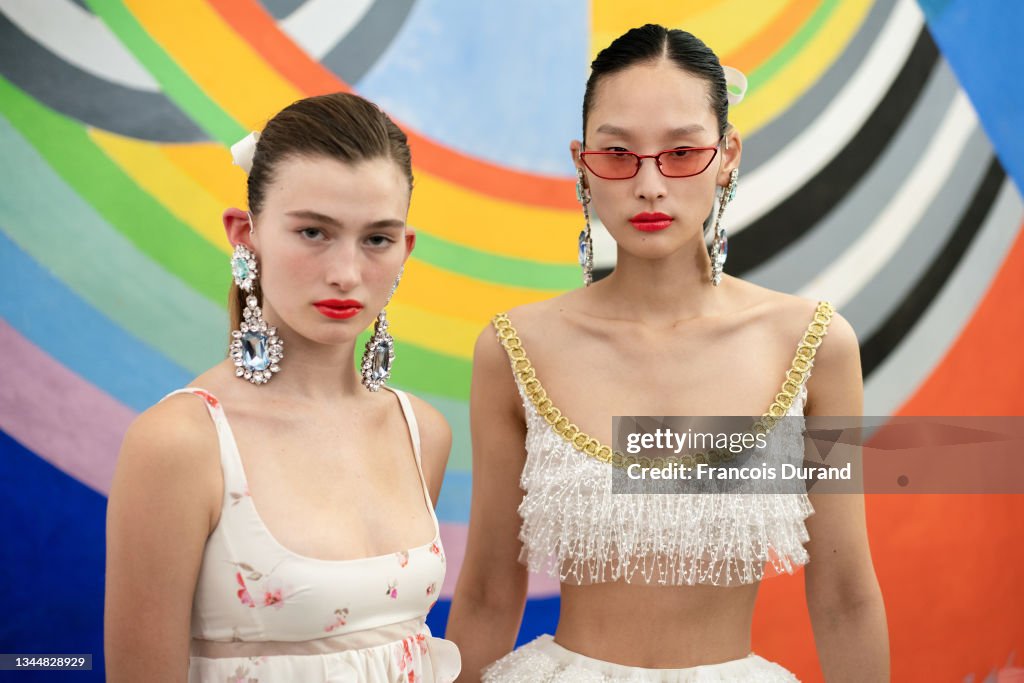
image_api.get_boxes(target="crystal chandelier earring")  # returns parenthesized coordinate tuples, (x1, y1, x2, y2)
(709, 168, 739, 286)
(228, 234, 283, 384)
(361, 267, 402, 392)
(576, 168, 594, 286)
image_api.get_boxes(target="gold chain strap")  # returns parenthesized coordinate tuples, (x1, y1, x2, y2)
(493, 301, 835, 470)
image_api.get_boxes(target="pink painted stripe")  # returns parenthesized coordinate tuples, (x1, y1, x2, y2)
(438, 522, 560, 600)
(0, 320, 135, 495)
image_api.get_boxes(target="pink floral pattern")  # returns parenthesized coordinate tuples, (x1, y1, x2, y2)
(324, 607, 350, 633)
(430, 542, 445, 564)
(233, 564, 292, 610)
(236, 572, 255, 608)
(386, 579, 398, 599)
(395, 549, 410, 567)
(193, 389, 220, 409)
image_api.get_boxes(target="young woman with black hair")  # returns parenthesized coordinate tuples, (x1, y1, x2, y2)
(448, 25, 888, 682)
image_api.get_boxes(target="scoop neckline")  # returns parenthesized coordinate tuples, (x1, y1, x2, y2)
(190, 386, 442, 565)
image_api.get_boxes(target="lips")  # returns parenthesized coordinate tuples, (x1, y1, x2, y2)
(313, 299, 363, 320)
(629, 212, 673, 232)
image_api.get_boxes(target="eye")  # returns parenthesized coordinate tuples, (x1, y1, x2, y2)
(299, 227, 325, 240)
(366, 234, 396, 247)
(667, 148, 693, 158)
(604, 147, 631, 156)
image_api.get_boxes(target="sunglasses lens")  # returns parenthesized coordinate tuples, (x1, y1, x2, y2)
(584, 153, 638, 179)
(659, 149, 715, 177)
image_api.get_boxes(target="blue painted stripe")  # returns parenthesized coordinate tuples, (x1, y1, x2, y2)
(0, 430, 106, 680)
(0, 232, 191, 411)
(426, 596, 560, 644)
(356, 0, 588, 176)
(436, 469, 470, 524)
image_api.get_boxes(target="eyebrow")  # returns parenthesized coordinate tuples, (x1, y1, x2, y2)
(285, 210, 405, 230)
(593, 123, 707, 137)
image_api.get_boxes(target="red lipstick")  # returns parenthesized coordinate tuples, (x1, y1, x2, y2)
(313, 299, 363, 320)
(629, 212, 673, 232)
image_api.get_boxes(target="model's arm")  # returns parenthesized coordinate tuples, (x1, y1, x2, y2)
(104, 397, 221, 681)
(446, 325, 531, 682)
(803, 312, 890, 682)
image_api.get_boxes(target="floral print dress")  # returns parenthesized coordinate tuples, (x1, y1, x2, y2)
(162, 388, 459, 682)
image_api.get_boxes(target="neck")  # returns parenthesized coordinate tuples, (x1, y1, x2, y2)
(251, 312, 369, 402)
(595, 232, 727, 324)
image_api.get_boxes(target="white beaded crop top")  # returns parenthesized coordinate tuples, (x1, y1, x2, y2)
(492, 301, 836, 587)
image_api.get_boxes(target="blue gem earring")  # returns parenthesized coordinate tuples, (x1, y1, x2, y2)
(361, 267, 402, 392)
(229, 242, 284, 384)
(709, 168, 739, 286)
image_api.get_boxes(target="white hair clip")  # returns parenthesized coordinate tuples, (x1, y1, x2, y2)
(722, 65, 748, 107)
(230, 130, 260, 174)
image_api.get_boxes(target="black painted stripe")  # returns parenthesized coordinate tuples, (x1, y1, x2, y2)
(860, 157, 1006, 378)
(320, 0, 416, 84)
(728, 27, 941, 274)
(0, 14, 206, 142)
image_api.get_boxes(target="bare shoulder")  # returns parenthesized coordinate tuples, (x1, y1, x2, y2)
(114, 393, 223, 516)
(120, 393, 220, 473)
(743, 286, 862, 414)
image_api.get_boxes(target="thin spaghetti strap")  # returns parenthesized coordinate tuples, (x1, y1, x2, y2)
(387, 387, 422, 463)
(384, 387, 440, 536)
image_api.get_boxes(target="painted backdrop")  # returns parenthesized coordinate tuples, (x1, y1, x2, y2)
(2, 0, 1023, 680)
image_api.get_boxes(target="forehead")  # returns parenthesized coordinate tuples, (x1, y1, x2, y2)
(587, 60, 716, 140)
(264, 155, 409, 217)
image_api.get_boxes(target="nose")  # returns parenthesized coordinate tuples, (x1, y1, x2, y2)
(633, 156, 668, 201)
(325, 241, 361, 292)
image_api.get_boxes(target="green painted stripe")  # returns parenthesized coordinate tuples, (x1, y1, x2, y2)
(414, 232, 576, 290)
(745, 0, 843, 97)
(84, 0, 244, 145)
(0, 77, 228, 305)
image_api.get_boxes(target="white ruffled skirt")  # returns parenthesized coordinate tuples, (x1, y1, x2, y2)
(482, 635, 799, 682)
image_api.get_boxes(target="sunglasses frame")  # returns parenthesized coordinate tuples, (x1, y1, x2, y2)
(579, 135, 725, 180)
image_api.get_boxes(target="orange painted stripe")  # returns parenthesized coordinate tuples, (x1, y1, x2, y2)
(722, 0, 820, 74)
(207, 0, 577, 211)
(898, 221, 1024, 416)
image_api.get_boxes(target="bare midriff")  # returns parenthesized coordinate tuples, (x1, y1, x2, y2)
(554, 580, 761, 668)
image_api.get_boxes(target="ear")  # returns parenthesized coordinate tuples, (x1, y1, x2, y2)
(569, 139, 585, 175)
(716, 125, 743, 187)
(403, 227, 416, 262)
(223, 208, 256, 251)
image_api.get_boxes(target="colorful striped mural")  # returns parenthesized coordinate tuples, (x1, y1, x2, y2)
(1, 0, 1022, 680)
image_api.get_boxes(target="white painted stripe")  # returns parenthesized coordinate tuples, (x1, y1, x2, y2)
(280, 0, 375, 61)
(864, 181, 1023, 415)
(730, 0, 923, 232)
(798, 92, 978, 307)
(0, 0, 159, 91)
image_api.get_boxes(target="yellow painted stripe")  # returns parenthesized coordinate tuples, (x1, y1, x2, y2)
(386, 301, 482, 360)
(160, 142, 249, 213)
(124, 0, 302, 129)
(400, 258, 560, 324)
(592, 0, 794, 62)
(409, 173, 577, 263)
(89, 129, 231, 253)
(731, 0, 870, 134)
